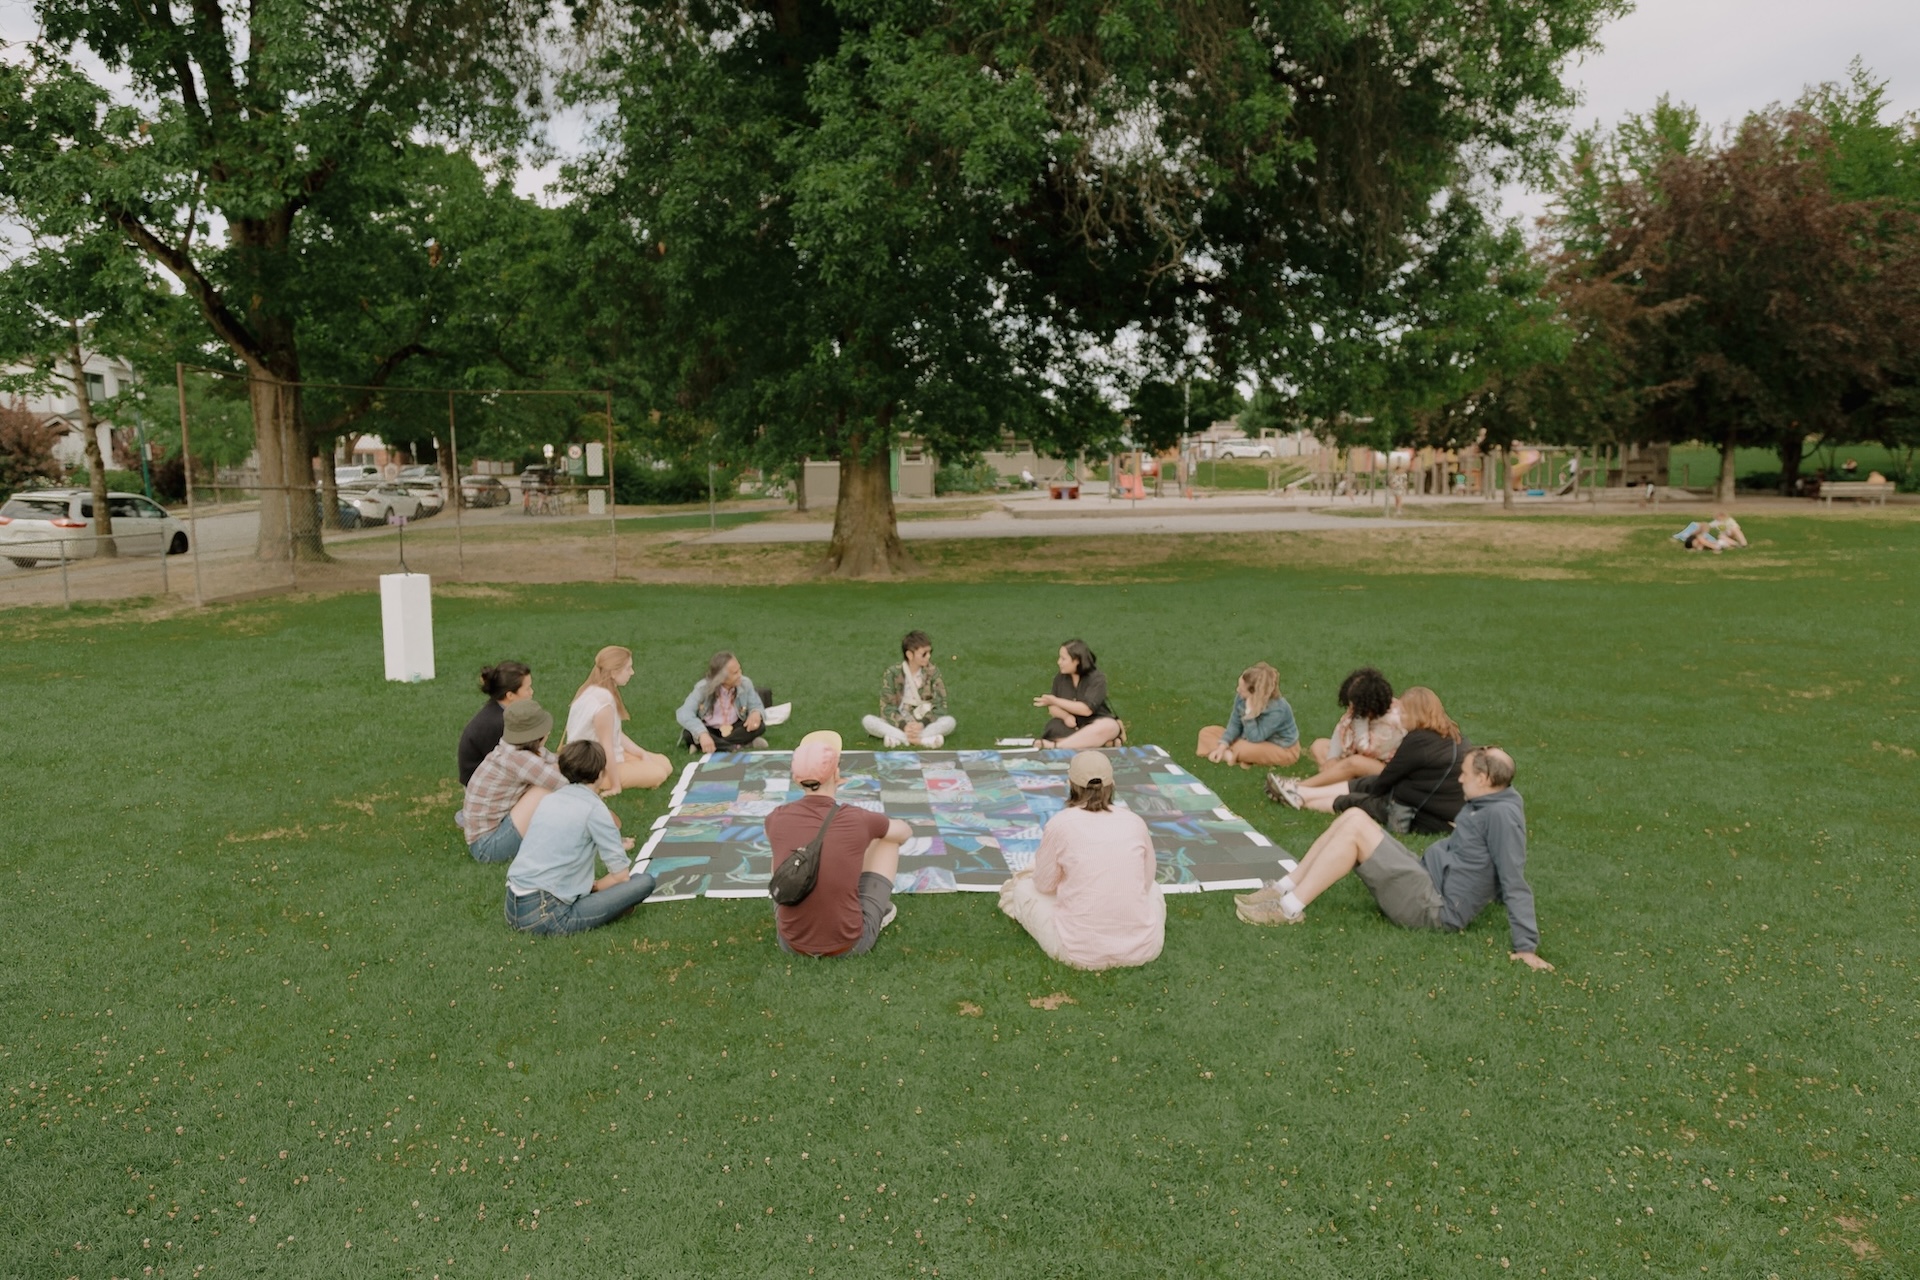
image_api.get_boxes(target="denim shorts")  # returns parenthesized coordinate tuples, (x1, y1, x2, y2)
(468, 818, 522, 863)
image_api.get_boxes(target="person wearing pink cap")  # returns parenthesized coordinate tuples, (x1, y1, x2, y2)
(766, 731, 911, 956)
(998, 750, 1165, 970)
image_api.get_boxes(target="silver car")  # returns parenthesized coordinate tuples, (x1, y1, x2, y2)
(0, 489, 190, 567)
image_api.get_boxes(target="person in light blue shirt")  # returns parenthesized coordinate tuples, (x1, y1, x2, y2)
(1197, 662, 1300, 768)
(504, 741, 655, 935)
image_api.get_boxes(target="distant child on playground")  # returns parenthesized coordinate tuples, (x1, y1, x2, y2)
(1197, 662, 1300, 769)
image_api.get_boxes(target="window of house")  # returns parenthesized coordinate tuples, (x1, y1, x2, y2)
(84, 372, 108, 401)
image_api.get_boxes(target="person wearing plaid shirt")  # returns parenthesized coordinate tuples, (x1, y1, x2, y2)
(862, 630, 956, 749)
(463, 700, 567, 863)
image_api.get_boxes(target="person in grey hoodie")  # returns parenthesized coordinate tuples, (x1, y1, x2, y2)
(1236, 746, 1551, 971)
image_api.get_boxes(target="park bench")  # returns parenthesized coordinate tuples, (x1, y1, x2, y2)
(1048, 481, 1081, 500)
(1820, 480, 1893, 507)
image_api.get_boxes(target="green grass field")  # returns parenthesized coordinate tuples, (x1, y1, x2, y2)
(5, 515, 1917, 1278)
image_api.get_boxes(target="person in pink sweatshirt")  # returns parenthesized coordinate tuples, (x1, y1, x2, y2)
(998, 751, 1165, 970)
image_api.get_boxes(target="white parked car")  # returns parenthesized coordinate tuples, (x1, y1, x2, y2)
(339, 483, 425, 523)
(336, 464, 379, 486)
(0, 489, 189, 567)
(397, 478, 446, 516)
(1215, 438, 1275, 459)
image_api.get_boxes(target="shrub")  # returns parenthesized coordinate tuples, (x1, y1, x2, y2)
(934, 460, 1001, 494)
(614, 458, 738, 505)
(0, 407, 59, 501)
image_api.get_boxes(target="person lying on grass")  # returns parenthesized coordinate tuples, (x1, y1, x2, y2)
(864, 628, 955, 749)
(1033, 638, 1122, 750)
(461, 699, 565, 864)
(999, 750, 1164, 971)
(502, 741, 654, 937)
(1197, 661, 1300, 769)
(1294, 665, 1404, 788)
(1270, 686, 1466, 834)
(1238, 746, 1552, 972)
(768, 730, 910, 958)
(565, 645, 673, 794)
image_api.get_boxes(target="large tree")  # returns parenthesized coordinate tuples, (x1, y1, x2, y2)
(1545, 105, 1916, 499)
(568, 0, 1619, 577)
(0, 1, 546, 558)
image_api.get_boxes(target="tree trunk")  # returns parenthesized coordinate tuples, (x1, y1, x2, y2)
(1777, 430, 1806, 497)
(249, 368, 326, 562)
(823, 418, 914, 579)
(66, 333, 117, 556)
(1715, 432, 1738, 505)
(1500, 443, 1514, 511)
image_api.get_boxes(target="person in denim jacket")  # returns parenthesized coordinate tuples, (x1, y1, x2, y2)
(503, 741, 655, 936)
(675, 651, 767, 754)
(1197, 662, 1300, 769)
(862, 629, 955, 749)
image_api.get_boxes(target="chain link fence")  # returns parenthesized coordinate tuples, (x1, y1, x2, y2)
(0, 370, 623, 610)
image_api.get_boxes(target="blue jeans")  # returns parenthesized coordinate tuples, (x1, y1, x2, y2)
(504, 873, 657, 936)
(468, 818, 522, 863)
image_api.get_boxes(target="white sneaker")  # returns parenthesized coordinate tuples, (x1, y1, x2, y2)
(879, 903, 898, 930)
(882, 731, 909, 749)
(920, 733, 944, 749)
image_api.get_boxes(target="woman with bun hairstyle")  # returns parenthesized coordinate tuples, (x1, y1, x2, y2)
(458, 660, 532, 785)
(1033, 639, 1122, 750)
(565, 646, 674, 795)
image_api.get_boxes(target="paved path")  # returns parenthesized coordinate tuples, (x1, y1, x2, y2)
(696, 501, 1447, 543)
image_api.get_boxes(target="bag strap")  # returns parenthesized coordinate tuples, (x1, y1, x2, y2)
(802, 802, 840, 849)
(1405, 741, 1459, 817)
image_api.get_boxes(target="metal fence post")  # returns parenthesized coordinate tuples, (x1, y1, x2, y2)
(58, 540, 71, 609)
(606, 390, 618, 582)
(177, 363, 205, 608)
(449, 391, 465, 578)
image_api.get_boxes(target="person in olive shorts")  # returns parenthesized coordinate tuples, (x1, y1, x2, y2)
(766, 730, 911, 957)
(1237, 746, 1553, 972)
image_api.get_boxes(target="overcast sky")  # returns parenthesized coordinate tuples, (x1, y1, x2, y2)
(4, 0, 1915, 211)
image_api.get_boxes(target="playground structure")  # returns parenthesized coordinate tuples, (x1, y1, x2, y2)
(1298, 441, 1674, 502)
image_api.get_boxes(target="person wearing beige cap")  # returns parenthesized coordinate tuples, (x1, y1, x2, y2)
(461, 699, 566, 863)
(766, 731, 912, 956)
(998, 750, 1165, 970)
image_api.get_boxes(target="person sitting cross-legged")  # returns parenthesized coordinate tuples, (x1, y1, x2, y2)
(502, 741, 655, 937)
(462, 699, 566, 863)
(1236, 747, 1553, 972)
(863, 629, 956, 749)
(999, 750, 1165, 970)
(677, 650, 768, 755)
(1197, 661, 1300, 769)
(1033, 638, 1122, 750)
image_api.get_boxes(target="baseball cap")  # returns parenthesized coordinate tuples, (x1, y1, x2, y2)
(791, 729, 843, 788)
(1068, 750, 1113, 787)
(501, 699, 554, 746)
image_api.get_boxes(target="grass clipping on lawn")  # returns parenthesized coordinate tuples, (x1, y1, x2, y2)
(3, 512, 1917, 1276)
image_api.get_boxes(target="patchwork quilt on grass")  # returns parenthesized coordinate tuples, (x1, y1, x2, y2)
(635, 746, 1283, 901)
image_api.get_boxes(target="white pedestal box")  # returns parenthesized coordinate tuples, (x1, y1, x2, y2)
(587, 488, 606, 515)
(379, 573, 435, 682)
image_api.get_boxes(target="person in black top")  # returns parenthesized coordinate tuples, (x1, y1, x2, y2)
(1282, 687, 1467, 834)
(457, 661, 533, 784)
(1033, 639, 1122, 750)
